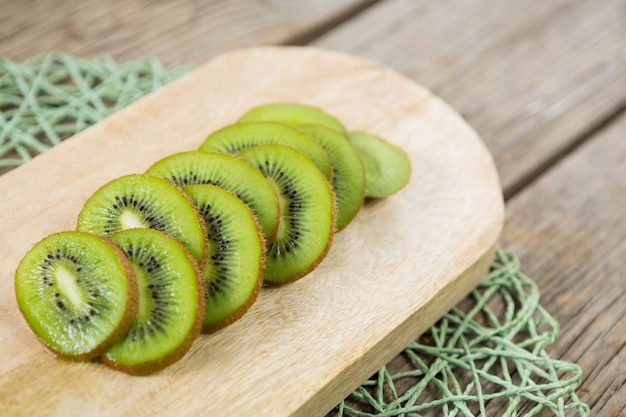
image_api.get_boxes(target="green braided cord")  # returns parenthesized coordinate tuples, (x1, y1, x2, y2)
(0, 54, 589, 416)
(0, 53, 189, 173)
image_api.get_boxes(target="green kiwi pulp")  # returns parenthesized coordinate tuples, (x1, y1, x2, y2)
(238, 103, 346, 133)
(349, 131, 411, 197)
(14, 231, 138, 360)
(297, 124, 366, 231)
(103, 228, 205, 375)
(238, 144, 335, 284)
(199, 121, 333, 181)
(146, 151, 280, 244)
(76, 174, 207, 266)
(183, 184, 265, 331)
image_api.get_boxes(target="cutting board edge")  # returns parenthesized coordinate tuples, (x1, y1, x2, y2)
(301, 244, 499, 417)
(0, 46, 507, 417)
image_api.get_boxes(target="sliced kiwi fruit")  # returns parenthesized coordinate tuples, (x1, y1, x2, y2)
(76, 174, 207, 267)
(146, 151, 280, 244)
(103, 228, 205, 375)
(238, 144, 335, 285)
(14, 231, 138, 360)
(297, 124, 366, 230)
(239, 103, 346, 133)
(183, 184, 264, 331)
(349, 131, 411, 198)
(199, 121, 333, 181)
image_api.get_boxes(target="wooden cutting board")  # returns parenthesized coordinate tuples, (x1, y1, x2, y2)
(0, 47, 503, 416)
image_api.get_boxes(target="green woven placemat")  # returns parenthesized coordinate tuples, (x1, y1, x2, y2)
(0, 53, 589, 416)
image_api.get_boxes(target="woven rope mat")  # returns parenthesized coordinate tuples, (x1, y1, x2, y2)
(0, 53, 589, 417)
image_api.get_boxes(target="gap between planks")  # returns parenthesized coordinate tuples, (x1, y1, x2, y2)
(279, 0, 385, 46)
(503, 98, 626, 200)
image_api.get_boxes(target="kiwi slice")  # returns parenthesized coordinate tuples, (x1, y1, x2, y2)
(103, 228, 205, 375)
(76, 174, 207, 266)
(146, 151, 280, 244)
(183, 184, 264, 331)
(14, 231, 138, 360)
(199, 121, 333, 181)
(238, 144, 335, 285)
(349, 131, 411, 197)
(239, 103, 346, 133)
(297, 124, 366, 230)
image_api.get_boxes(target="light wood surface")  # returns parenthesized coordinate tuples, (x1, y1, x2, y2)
(2, 0, 624, 414)
(0, 47, 503, 416)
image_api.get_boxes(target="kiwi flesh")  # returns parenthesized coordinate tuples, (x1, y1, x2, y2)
(199, 121, 333, 181)
(103, 228, 205, 375)
(76, 174, 207, 267)
(297, 124, 366, 231)
(349, 131, 411, 198)
(14, 231, 138, 360)
(238, 144, 335, 285)
(183, 184, 265, 331)
(146, 151, 280, 244)
(239, 103, 346, 133)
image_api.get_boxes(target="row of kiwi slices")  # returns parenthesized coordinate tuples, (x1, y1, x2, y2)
(15, 102, 411, 375)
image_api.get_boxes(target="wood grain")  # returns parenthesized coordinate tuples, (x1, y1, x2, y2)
(500, 113, 626, 417)
(0, 47, 503, 417)
(0, 0, 377, 67)
(313, 0, 626, 196)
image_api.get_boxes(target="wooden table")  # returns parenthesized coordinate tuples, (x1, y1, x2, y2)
(2, 0, 624, 415)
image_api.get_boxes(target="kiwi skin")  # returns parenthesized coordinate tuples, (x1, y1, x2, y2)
(15, 231, 139, 361)
(101, 231, 206, 376)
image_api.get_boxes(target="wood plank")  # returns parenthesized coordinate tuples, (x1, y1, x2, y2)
(312, 0, 626, 195)
(499, 114, 626, 416)
(0, 0, 376, 67)
(0, 47, 503, 417)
